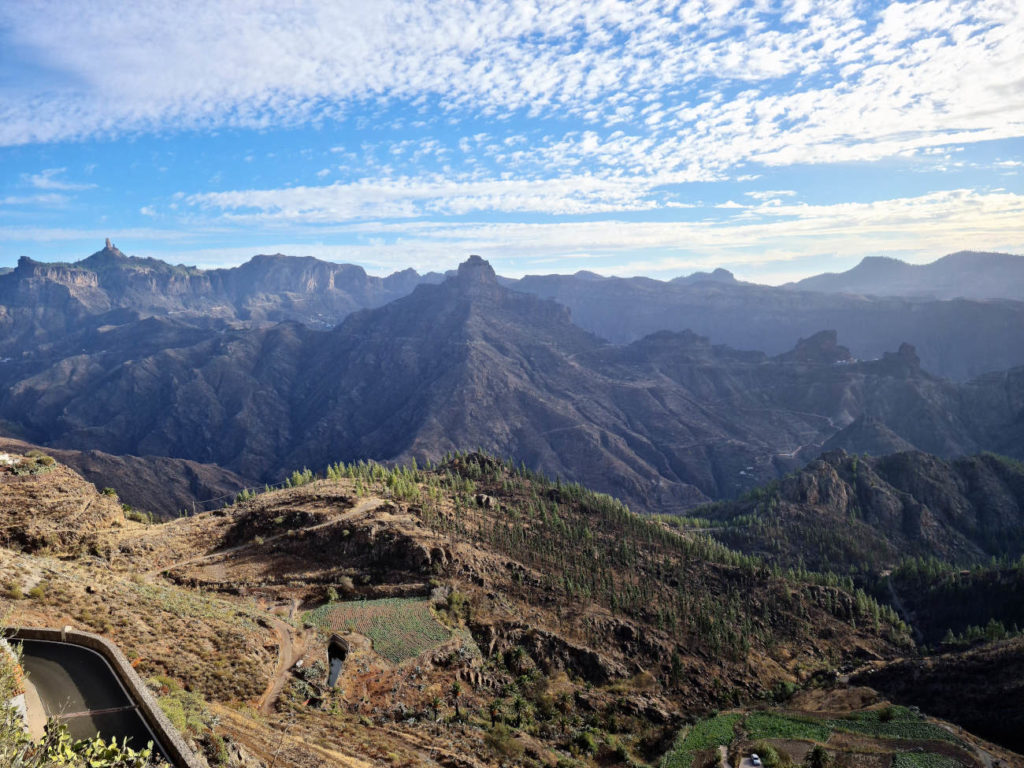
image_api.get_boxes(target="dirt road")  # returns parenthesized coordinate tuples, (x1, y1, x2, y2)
(257, 615, 309, 714)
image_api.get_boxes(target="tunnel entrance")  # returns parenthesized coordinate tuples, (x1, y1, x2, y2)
(327, 636, 348, 688)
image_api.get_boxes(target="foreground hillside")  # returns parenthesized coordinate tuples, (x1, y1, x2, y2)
(0, 436, 247, 518)
(5, 449, 970, 767)
(4, 256, 1024, 517)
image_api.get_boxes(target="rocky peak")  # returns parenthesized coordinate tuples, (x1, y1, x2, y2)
(897, 342, 920, 367)
(778, 330, 853, 364)
(877, 342, 922, 375)
(82, 238, 128, 268)
(453, 255, 499, 295)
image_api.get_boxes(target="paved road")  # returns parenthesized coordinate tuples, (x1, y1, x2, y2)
(18, 639, 167, 758)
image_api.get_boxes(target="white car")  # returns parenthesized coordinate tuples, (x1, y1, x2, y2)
(751, 755, 762, 767)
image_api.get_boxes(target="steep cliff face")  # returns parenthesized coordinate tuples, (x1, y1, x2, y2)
(0, 241, 442, 340)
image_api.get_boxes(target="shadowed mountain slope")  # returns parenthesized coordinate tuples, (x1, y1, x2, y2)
(690, 450, 1024, 574)
(5, 245, 1024, 381)
(3, 257, 1024, 514)
(0, 436, 248, 518)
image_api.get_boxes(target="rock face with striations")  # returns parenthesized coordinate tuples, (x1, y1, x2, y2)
(0, 241, 443, 354)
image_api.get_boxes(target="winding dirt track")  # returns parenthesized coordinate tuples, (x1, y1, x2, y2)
(257, 614, 308, 715)
(145, 496, 386, 716)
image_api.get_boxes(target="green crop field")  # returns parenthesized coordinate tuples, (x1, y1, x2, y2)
(304, 597, 451, 664)
(826, 707, 958, 743)
(661, 713, 741, 768)
(744, 712, 831, 742)
(662, 706, 965, 768)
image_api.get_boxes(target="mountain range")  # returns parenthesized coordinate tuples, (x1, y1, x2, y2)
(2, 250, 1024, 515)
(3, 242, 1024, 381)
(789, 251, 1024, 300)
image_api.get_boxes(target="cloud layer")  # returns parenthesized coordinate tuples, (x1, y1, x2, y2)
(1, 1, 1021, 278)
(3, 0, 1022, 171)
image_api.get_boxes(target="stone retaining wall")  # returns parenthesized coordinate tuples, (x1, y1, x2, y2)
(7, 626, 204, 768)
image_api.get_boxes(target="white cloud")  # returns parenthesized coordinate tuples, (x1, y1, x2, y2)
(18, 188, 1014, 280)
(745, 190, 797, 201)
(186, 172, 678, 221)
(0, 0, 1020, 184)
(1, 193, 67, 206)
(23, 168, 96, 191)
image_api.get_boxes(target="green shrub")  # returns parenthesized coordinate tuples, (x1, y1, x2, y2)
(804, 745, 832, 768)
(484, 724, 524, 758)
(574, 729, 599, 755)
(27, 583, 47, 601)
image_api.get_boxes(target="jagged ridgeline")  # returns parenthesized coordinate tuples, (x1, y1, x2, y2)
(5, 249, 1024, 523)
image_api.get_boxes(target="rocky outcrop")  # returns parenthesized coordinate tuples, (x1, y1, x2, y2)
(706, 449, 1024, 572)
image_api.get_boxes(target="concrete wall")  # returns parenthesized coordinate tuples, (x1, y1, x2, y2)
(8, 627, 204, 768)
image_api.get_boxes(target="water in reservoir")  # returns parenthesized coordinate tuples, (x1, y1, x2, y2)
(17, 639, 171, 761)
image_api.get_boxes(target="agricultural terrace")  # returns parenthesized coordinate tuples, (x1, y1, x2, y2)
(662, 707, 971, 768)
(304, 598, 451, 664)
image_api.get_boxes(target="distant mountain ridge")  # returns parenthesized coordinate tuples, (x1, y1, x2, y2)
(0, 239, 443, 342)
(3, 256, 1024, 514)
(788, 251, 1024, 300)
(505, 264, 1024, 381)
(4, 243, 1024, 380)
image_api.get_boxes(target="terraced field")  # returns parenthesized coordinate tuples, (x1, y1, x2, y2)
(662, 708, 972, 768)
(661, 713, 741, 768)
(304, 598, 451, 664)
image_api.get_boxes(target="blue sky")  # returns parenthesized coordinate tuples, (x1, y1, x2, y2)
(1, 0, 1022, 283)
